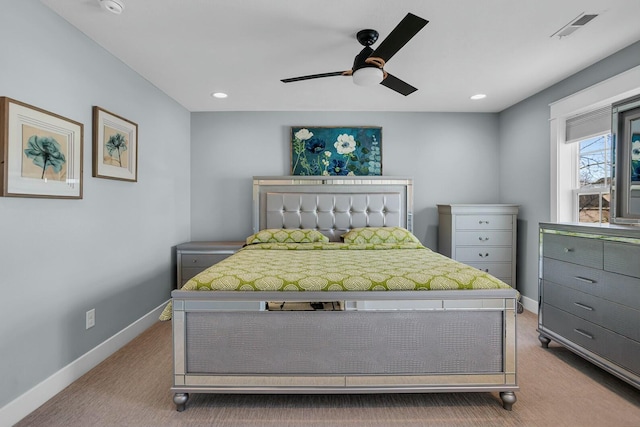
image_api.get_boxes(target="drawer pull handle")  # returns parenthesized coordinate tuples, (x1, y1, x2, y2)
(573, 276, 595, 284)
(478, 237, 490, 241)
(563, 248, 574, 253)
(192, 260, 198, 263)
(573, 302, 594, 311)
(478, 253, 490, 258)
(478, 220, 490, 224)
(573, 329, 594, 340)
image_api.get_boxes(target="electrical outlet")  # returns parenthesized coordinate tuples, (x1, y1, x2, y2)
(86, 309, 95, 329)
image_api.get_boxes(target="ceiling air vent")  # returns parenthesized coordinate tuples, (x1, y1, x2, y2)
(551, 13, 598, 38)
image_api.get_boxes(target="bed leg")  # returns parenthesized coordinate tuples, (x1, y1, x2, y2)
(499, 391, 517, 411)
(538, 334, 551, 348)
(174, 393, 189, 412)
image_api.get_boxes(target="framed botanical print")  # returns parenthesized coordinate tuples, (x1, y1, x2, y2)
(0, 97, 83, 199)
(290, 126, 382, 176)
(93, 106, 138, 182)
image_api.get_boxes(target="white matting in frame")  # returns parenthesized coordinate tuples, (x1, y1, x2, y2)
(0, 97, 83, 199)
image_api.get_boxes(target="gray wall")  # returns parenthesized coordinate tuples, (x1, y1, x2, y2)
(0, 1, 191, 408)
(192, 40, 640, 306)
(3, 0, 640, 415)
(190, 111, 501, 250)
(499, 40, 640, 301)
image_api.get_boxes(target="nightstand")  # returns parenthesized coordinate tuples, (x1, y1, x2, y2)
(176, 241, 245, 288)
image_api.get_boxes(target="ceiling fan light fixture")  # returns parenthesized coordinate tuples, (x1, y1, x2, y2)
(99, 0, 124, 14)
(352, 67, 384, 87)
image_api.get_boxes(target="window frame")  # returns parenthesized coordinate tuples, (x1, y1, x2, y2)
(549, 65, 640, 223)
(576, 133, 612, 224)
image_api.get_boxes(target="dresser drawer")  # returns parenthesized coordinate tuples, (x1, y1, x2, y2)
(465, 262, 512, 279)
(604, 241, 640, 278)
(542, 233, 603, 268)
(455, 247, 512, 263)
(542, 257, 640, 308)
(456, 215, 513, 230)
(455, 231, 512, 246)
(542, 281, 640, 342)
(542, 304, 640, 375)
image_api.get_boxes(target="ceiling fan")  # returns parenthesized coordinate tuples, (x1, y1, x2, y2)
(281, 13, 428, 96)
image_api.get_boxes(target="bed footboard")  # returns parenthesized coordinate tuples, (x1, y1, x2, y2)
(171, 290, 518, 411)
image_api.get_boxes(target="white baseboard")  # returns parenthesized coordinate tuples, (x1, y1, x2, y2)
(0, 301, 169, 427)
(521, 295, 538, 314)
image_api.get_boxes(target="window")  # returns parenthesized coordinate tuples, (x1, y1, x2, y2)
(576, 134, 612, 223)
(564, 106, 612, 223)
(549, 64, 640, 224)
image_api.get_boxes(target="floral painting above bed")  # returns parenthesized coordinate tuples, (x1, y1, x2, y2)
(290, 126, 382, 176)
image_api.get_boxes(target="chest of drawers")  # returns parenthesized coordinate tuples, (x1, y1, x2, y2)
(176, 241, 245, 288)
(437, 204, 518, 287)
(538, 223, 640, 389)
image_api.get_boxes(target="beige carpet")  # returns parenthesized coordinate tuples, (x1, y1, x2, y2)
(16, 310, 640, 427)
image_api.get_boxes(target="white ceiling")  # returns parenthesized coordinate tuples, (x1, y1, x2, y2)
(40, 0, 640, 113)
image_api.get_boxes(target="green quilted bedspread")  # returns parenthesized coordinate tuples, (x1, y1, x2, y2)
(160, 243, 514, 320)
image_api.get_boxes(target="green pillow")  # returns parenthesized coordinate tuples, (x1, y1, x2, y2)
(342, 227, 420, 244)
(246, 229, 329, 244)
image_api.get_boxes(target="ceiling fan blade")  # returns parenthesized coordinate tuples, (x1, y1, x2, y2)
(380, 73, 418, 96)
(371, 13, 428, 63)
(281, 71, 348, 83)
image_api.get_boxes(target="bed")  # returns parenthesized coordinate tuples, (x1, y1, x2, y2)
(165, 176, 518, 412)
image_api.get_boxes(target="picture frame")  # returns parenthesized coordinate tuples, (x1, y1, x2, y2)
(290, 126, 382, 176)
(93, 106, 138, 182)
(0, 97, 83, 199)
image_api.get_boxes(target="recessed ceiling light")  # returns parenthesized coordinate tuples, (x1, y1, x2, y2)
(470, 94, 487, 100)
(98, 0, 124, 14)
(211, 92, 228, 99)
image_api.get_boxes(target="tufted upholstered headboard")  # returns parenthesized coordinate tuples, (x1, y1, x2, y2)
(252, 176, 413, 241)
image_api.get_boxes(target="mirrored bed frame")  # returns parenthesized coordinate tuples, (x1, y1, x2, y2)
(170, 176, 518, 411)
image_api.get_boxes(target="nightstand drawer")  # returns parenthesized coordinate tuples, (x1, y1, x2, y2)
(542, 304, 640, 375)
(179, 253, 235, 285)
(181, 266, 211, 283)
(542, 233, 603, 268)
(176, 241, 244, 288)
(455, 231, 512, 246)
(181, 253, 229, 267)
(455, 247, 512, 263)
(456, 215, 513, 230)
(543, 280, 640, 342)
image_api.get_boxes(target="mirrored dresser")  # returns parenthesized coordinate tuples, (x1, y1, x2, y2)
(538, 222, 640, 389)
